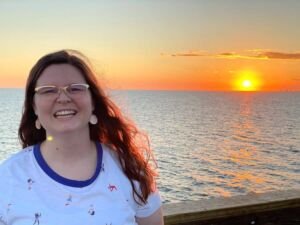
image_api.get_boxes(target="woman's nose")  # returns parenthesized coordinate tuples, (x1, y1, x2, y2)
(56, 88, 72, 103)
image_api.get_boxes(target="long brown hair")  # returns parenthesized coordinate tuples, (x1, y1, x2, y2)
(18, 49, 157, 204)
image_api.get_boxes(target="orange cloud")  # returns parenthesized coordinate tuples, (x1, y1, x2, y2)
(292, 77, 300, 81)
(161, 51, 206, 57)
(171, 52, 204, 57)
(216, 52, 265, 60)
(256, 51, 300, 59)
(164, 50, 300, 60)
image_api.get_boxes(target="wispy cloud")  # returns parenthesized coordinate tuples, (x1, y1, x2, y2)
(216, 52, 265, 60)
(256, 52, 300, 59)
(167, 51, 206, 57)
(163, 50, 300, 60)
(171, 53, 203, 57)
(292, 77, 300, 81)
(161, 51, 207, 57)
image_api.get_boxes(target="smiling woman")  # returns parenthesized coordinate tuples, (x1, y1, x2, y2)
(0, 49, 163, 225)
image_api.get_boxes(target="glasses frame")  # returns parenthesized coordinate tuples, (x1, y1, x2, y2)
(34, 83, 90, 97)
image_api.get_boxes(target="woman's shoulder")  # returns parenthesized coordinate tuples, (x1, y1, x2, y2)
(99, 143, 163, 217)
(100, 143, 132, 185)
(0, 145, 35, 174)
(101, 143, 123, 171)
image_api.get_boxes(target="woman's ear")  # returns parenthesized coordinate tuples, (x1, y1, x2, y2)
(92, 99, 95, 111)
(32, 100, 38, 116)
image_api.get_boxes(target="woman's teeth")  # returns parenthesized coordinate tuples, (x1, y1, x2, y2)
(54, 110, 77, 117)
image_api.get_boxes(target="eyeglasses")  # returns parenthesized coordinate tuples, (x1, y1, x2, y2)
(35, 83, 90, 97)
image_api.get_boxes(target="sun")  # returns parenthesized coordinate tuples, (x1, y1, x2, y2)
(233, 70, 262, 91)
(242, 80, 252, 89)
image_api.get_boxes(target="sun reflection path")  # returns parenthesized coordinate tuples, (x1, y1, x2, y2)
(221, 94, 266, 193)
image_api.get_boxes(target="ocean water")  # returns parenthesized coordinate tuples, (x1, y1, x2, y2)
(0, 89, 299, 203)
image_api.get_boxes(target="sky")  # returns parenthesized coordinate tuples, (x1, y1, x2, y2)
(0, 0, 300, 91)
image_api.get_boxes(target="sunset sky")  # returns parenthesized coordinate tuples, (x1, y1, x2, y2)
(0, 0, 299, 91)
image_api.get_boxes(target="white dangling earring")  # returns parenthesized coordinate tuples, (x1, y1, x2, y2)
(89, 114, 98, 125)
(35, 119, 41, 130)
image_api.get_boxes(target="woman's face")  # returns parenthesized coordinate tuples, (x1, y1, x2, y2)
(33, 64, 94, 137)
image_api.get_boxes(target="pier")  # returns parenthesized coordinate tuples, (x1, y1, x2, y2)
(163, 189, 300, 225)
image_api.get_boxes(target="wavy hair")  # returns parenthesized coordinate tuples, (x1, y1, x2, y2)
(18, 49, 157, 204)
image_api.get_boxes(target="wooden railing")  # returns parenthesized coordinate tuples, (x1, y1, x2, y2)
(163, 189, 300, 225)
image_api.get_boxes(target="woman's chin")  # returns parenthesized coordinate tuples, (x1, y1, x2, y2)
(46, 124, 90, 137)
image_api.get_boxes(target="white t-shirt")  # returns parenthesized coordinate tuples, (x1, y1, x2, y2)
(0, 143, 161, 225)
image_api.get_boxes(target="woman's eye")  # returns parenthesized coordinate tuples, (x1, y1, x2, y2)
(39, 88, 57, 94)
(69, 85, 86, 93)
(69, 87, 81, 92)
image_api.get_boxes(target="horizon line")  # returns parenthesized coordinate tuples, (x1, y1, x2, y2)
(0, 87, 299, 92)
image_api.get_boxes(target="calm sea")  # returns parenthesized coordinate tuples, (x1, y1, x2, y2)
(0, 89, 299, 203)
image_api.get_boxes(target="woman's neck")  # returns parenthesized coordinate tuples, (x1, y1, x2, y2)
(41, 131, 96, 162)
(39, 133, 98, 181)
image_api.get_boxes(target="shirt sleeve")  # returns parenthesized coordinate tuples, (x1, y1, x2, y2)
(0, 165, 10, 225)
(104, 146, 163, 218)
(0, 195, 9, 225)
(135, 190, 162, 218)
(0, 206, 7, 225)
(0, 216, 7, 225)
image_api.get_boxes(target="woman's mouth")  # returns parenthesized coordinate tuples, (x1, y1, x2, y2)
(54, 109, 77, 118)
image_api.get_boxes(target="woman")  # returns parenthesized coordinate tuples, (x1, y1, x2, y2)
(0, 50, 163, 225)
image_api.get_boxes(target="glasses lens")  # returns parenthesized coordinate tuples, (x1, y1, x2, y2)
(36, 87, 58, 95)
(67, 84, 88, 94)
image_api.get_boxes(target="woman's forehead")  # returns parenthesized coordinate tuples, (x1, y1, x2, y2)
(36, 64, 86, 86)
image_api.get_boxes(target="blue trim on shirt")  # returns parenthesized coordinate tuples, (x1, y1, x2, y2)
(33, 142, 103, 188)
